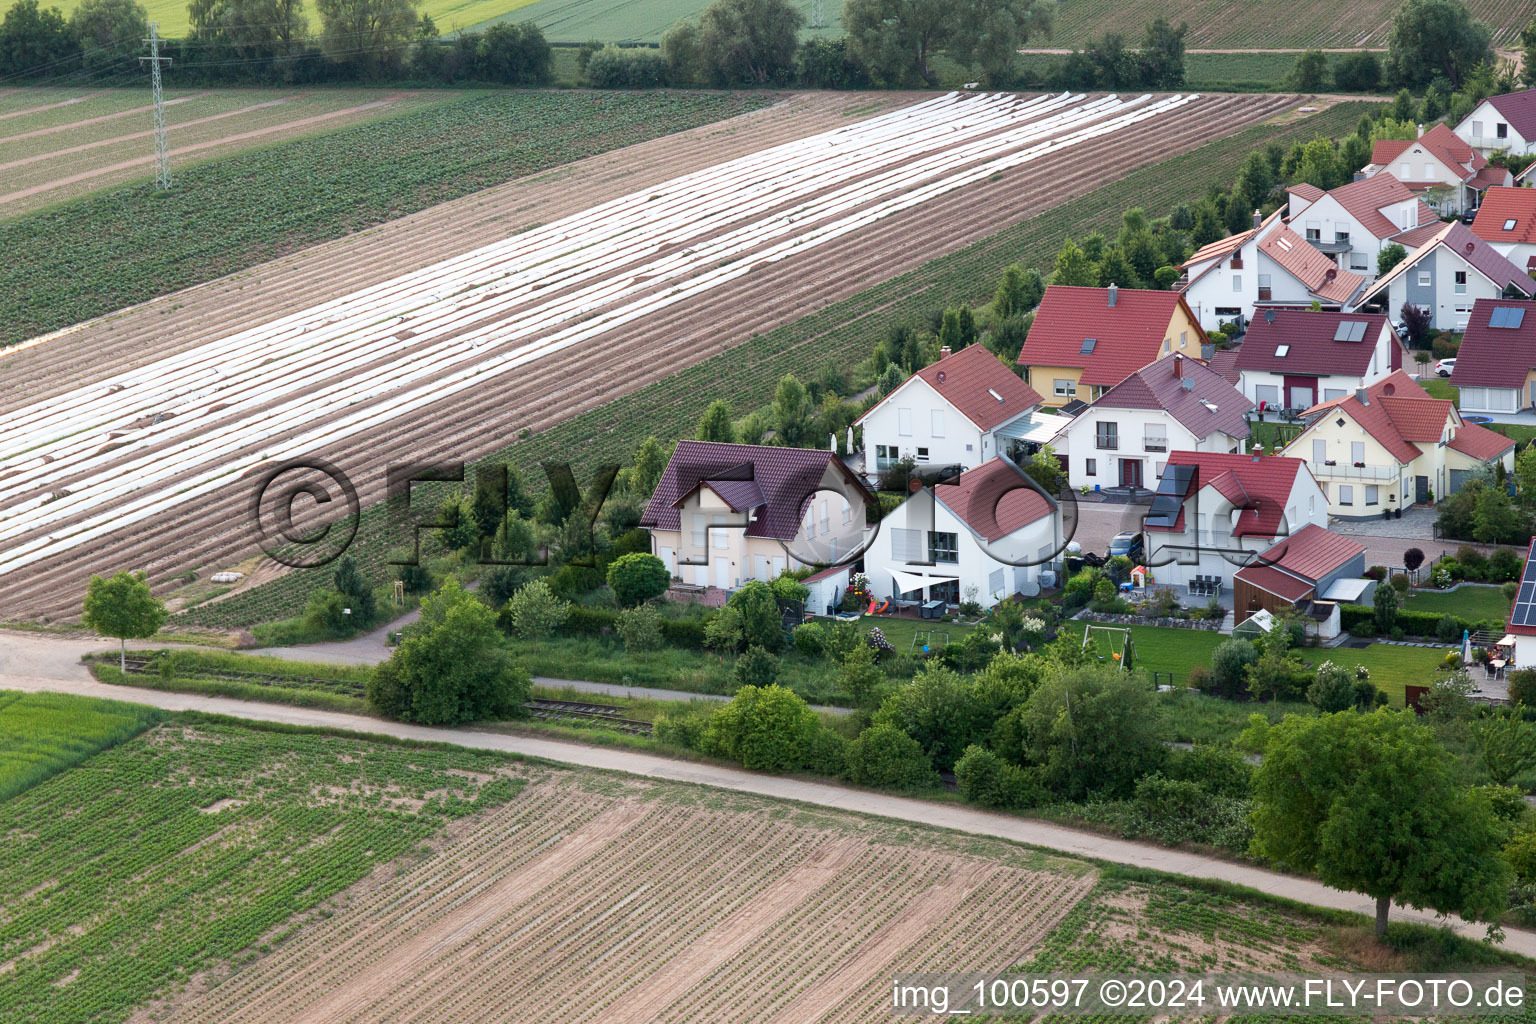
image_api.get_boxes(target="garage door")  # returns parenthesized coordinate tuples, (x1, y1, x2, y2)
(1459, 387, 1518, 413)
(1449, 469, 1472, 494)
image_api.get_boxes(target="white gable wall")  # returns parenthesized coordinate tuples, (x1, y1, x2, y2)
(1457, 99, 1536, 155)
(860, 375, 992, 475)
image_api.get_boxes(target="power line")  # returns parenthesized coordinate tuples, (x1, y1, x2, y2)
(141, 21, 172, 189)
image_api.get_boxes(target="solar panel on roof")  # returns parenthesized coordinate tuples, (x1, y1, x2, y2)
(1144, 467, 1192, 527)
(1490, 307, 1527, 329)
(1332, 321, 1367, 342)
(1512, 559, 1536, 628)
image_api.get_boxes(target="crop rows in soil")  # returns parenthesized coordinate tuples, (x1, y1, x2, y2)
(0, 91, 1296, 618)
(152, 776, 1093, 1024)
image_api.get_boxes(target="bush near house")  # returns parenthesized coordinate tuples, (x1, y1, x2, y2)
(1339, 604, 1503, 639)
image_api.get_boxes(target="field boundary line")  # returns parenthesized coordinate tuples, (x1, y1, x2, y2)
(0, 92, 210, 145)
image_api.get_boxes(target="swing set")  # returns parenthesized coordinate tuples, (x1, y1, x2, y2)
(1081, 624, 1135, 671)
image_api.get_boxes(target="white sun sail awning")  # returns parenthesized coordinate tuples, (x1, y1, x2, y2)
(891, 569, 960, 593)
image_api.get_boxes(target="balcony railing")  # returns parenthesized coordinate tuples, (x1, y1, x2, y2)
(1095, 437, 1119, 450)
(1309, 462, 1398, 481)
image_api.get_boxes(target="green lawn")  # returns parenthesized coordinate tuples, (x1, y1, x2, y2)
(1421, 377, 1457, 404)
(1405, 585, 1510, 620)
(1248, 421, 1302, 453)
(0, 690, 159, 803)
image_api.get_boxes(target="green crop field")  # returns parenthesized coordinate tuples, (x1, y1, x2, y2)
(475, 0, 840, 42)
(0, 89, 767, 347)
(0, 719, 524, 1024)
(184, 101, 1374, 632)
(2, 0, 535, 37)
(0, 690, 159, 803)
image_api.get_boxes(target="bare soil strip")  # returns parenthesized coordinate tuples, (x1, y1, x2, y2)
(0, 91, 106, 123)
(0, 93, 1294, 616)
(0, 93, 208, 145)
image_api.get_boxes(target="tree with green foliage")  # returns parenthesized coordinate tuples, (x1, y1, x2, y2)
(1473, 484, 1525, 544)
(993, 264, 1043, 319)
(954, 743, 1045, 808)
(1334, 50, 1381, 91)
(1023, 445, 1065, 496)
(726, 580, 784, 650)
(1373, 579, 1399, 635)
(1377, 243, 1408, 277)
(1287, 136, 1346, 191)
(1251, 710, 1509, 938)
(1514, 444, 1536, 507)
(475, 20, 551, 83)
(505, 579, 570, 646)
(1095, 246, 1139, 289)
(686, 0, 801, 85)
(1019, 665, 1166, 799)
(1386, 0, 1493, 88)
(986, 314, 1031, 362)
(616, 603, 664, 659)
(1136, 17, 1186, 87)
(1233, 150, 1275, 214)
(315, 0, 418, 72)
(703, 684, 820, 771)
(843, 0, 1048, 85)
(69, 0, 146, 67)
(606, 551, 670, 606)
(1473, 712, 1536, 786)
(0, 0, 76, 76)
(732, 644, 780, 688)
(873, 662, 989, 770)
(82, 570, 167, 673)
(1288, 49, 1329, 91)
(1050, 237, 1097, 286)
(772, 374, 813, 446)
(1522, 16, 1536, 88)
(846, 723, 940, 790)
(369, 578, 527, 724)
(332, 555, 377, 627)
(839, 643, 887, 707)
(1209, 638, 1258, 698)
(695, 399, 735, 443)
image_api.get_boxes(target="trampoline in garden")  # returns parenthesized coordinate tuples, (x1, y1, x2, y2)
(1462, 415, 1493, 425)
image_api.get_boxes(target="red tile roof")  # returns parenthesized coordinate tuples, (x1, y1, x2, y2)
(1159, 450, 1310, 538)
(1370, 124, 1486, 183)
(1450, 422, 1516, 461)
(1235, 563, 1315, 602)
(641, 440, 871, 540)
(1322, 174, 1437, 240)
(906, 343, 1043, 431)
(933, 457, 1054, 542)
(1485, 89, 1536, 142)
(1234, 309, 1394, 377)
(1295, 370, 1447, 465)
(1469, 165, 1512, 191)
(1089, 353, 1252, 440)
(1472, 187, 1536, 247)
(1392, 221, 1446, 250)
(1017, 285, 1200, 388)
(1358, 221, 1536, 306)
(1253, 523, 1365, 582)
(1257, 225, 1366, 304)
(1449, 298, 1536, 389)
(1286, 182, 1325, 204)
(1207, 348, 1241, 384)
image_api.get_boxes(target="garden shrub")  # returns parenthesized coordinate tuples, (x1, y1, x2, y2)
(1436, 614, 1460, 643)
(1209, 638, 1258, 698)
(1489, 546, 1523, 582)
(732, 645, 779, 689)
(1509, 668, 1536, 708)
(702, 684, 822, 772)
(548, 563, 605, 601)
(1163, 744, 1252, 798)
(605, 552, 670, 606)
(1389, 573, 1410, 593)
(791, 622, 827, 658)
(1363, 565, 1387, 581)
(653, 703, 715, 751)
(845, 724, 940, 790)
(953, 744, 1044, 809)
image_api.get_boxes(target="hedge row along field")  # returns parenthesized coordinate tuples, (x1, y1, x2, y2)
(0, 690, 159, 802)
(0, 90, 769, 346)
(0, 720, 525, 1024)
(183, 101, 1372, 631)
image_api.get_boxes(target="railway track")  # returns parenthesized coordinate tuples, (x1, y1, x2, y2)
(524, 697, 654, 735)
(115, 655, 370, 697)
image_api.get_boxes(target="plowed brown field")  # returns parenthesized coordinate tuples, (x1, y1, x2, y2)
(0, 91, 1301, 618)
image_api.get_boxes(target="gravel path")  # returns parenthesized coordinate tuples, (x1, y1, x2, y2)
(0, 662, 1530, 957)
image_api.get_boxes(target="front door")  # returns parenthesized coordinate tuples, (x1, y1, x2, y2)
(713, 558, 731, 589)
(1119, 458, 1142, 489)
(1416, 476, 1430, 504)
(658, 547, 675, 578)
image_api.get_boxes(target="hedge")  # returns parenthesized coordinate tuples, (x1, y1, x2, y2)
(553, 605, 708, 649)
(1339, 604, 1503, 638)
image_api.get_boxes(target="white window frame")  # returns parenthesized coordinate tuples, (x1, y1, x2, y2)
(898, 407, 912, 436)
(931, 410, 944, 437)
(1053, 379, 1076, 398)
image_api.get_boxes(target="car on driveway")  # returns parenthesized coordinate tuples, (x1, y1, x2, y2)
(1108, 531, 1143, 561)
(1436, 358, 1456, 378)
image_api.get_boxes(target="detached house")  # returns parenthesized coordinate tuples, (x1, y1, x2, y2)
(1455, 88, 1536, 156)
(1234, 309, 1405, 413)
(1355, 221, 1536, 331)
(1231, 524, 1372, 638)
(1284, 174, 1438, 275)
(1177, 215, 1366, 330)
(855, 343, 1066, 480)
(1448, 298, 1536, 414)
(1361, 123, 1511, 215)
(1284, 370, 1514, 516)
(1051, 353, 1252, 492)
(1141, 450, 1329, 594)
(640, 441, 873, 590)
(1471, 187, 1536, 276)
(864, 457, 1062, 610)
(1017, 284, 1206, 407)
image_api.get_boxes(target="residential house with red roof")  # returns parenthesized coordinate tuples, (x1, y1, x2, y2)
(1360, 123, 1511, 215)
(854, 343, 1067, 480)
(1470, 186, 1536, 276)
(1017, 284, 1206, 407)
(1283, 370, 1513, 516)
(863, 456, 1062, 609)
(1231, 524, 1372, 638)
(1176, 213, 1367, 330)
(1050, 352, 1252, 493)
(1455, 88, 1536, 156)
(640, 441, 873, 590)
(1448, 298, 1536, 414)
(1140, 450, 1328, 594)
(1354, 220, 1536, 331)
(1233, 309, 1404, 413)
(1505, 538, 1536, 669)
(1284, 173, 1439, 276)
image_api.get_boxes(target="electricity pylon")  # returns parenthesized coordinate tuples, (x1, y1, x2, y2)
(141, 21, 172, 189)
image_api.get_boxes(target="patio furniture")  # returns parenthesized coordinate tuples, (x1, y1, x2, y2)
(921, 599, 946, 620)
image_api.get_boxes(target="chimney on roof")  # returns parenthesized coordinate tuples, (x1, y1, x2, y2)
(1251, 443, 1263, 460)
(1253, 208, 1262, 230)
(1355, 386, 1369, 406)
(1107, 283, 1118, 307)
(939, 346, 951, 360)
(1173, 352, 1184, 378)
(1417, 123, 1424, 138)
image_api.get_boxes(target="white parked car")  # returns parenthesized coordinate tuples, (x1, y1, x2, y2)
(1435, 358, 1456, 378)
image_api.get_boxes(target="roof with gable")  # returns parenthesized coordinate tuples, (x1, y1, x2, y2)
(1257, 224, 1367, 304)
(1296, 369, 1512, 467)
(1472, 187, 1536, 247)
(1393, 221, 1447, 250)
(1235, 523, 1365, 601)
(1149, 450, 1310, 538)
(1357, 221, 1536, 305)
(1369, 124, 1487, 183)
(1317, 174, 1438, 241)
(1469, 165, 1513, 191)
(1449, 298, 1536, 389)
(1234, 309, 1394, 377)
(858, 343, 1042, 432)
(1086, 353, 1252, 440)
(932, 457, 1055, 542)
(641, 440, 872, 540)
(1451, 422, 1518, 461)
(1207, 347, 1241, 384)
(1484, 88, 1536, 141)
(1017, 285, 1201, 388)
(1178, 208, 1285, 293)
(1285, 182, 1325, 204)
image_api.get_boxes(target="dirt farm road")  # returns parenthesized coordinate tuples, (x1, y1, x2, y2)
(2, 631, 1535, 958)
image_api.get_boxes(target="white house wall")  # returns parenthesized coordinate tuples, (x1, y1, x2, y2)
(1458, 100, 1536, 155)
(1057, 405, 1194, 491)
(1290, 193, 1420, 273)
(861, 375, 993, 474)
